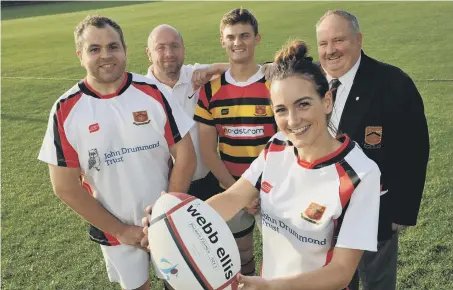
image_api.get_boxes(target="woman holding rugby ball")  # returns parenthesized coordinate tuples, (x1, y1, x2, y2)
(143, 40, 381, 290)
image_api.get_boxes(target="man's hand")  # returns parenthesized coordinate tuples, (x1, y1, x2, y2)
(192, 63, 229, 90)
(192, 67, 216, 91)
(140, 204, 153, 250)
(245, 198, 260, 215)
(261, 63, 276, 81)
(116, 224, 147, 251)
(392, 222, 406, 233)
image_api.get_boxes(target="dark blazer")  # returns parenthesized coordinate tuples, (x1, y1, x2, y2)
(337, 51, 430, 241)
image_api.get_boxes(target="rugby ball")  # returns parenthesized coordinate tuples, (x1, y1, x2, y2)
(148, 192, 240, 290)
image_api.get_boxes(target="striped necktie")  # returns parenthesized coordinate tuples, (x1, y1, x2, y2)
(330, 79, 341, 103)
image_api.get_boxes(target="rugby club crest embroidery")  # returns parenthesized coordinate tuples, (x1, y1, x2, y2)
(364, 126, 382, 148)
(302, 202, 326, 224)
(254, 105, 267, 116)
(133, 111, 150, 125)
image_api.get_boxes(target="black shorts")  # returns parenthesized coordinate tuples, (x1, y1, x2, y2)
(188, 172, 255, 238)
(188, 171, 222, 201)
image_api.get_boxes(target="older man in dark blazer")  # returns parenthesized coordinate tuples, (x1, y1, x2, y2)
(315, 9, 430, 290)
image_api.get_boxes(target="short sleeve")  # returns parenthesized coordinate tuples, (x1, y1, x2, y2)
(38, 99, 80, 168)
(194, 85, 214, 125)
(336, 165, 381, 252)
(242, 149, 266, 190)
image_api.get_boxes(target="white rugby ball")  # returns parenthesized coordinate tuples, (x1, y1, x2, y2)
(148, 192, 240, 290)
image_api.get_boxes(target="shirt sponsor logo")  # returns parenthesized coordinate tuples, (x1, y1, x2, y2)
(103, 142, 160, 166)
(262, 213, 327, 246)
(223, 126, 265, 137)
(261, 181, 273, 194)
(221, 108, 229, 115)
(301, 202, 326, 224)
(89, 123, 100, 133)
(254, 105, 267, 116)
(88, 149, 101, 171)
(133, 110, 151, 125)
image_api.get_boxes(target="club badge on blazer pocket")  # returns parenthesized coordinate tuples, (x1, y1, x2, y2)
(364, 126, 382, 149)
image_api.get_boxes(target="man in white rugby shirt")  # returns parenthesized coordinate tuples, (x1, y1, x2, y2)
(145, 24, 230, 199)
(38, 16, 196, 290)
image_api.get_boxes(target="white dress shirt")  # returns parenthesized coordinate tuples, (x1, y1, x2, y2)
(146, 64, 210, 180)
(326, 55, 361, 135)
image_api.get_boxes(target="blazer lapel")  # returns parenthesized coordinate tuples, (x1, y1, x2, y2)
(338, 53, 375, 136)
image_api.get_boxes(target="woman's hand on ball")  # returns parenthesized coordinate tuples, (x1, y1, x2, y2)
(237, 273, 272, 290)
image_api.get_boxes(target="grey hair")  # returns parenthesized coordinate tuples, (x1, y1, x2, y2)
(316, 10, 361, 34)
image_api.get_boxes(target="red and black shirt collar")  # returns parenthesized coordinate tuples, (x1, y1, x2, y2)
(78, 72, 132, 99)
(295, 134, 355, 169)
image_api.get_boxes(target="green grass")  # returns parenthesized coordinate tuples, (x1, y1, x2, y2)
(2, 2, 453, 289)
(0, 1, 145, 21)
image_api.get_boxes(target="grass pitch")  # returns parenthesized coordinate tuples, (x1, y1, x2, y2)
(2, 1, 453, 289)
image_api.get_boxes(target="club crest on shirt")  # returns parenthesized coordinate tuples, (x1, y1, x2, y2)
(302, 202, 326, 224)
(133, 110, 151, 125)
(254, 105, 267, 116)
(88, 149, 101, 171)
(364, 126, 382, 148)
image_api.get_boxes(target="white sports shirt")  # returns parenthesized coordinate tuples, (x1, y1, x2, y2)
(242, 132, 380, 278)
(38, 72, 193, 246)
(147, 64, 210, 181)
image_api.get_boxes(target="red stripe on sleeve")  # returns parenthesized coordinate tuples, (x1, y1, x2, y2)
(264, 142, 285, 160)
(104, 232, 120, 246)
(269, 143, 285, 153)
(335, 163, 355, 208)
(55, 93, 83, 167)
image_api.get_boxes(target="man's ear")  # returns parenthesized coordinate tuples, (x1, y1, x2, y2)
(255, 33, 262, 45)
(324, 90, 334, 115)
(76, 49, 83, 66)
(145, 47, 152, 61)
(357, 32, 363, 47)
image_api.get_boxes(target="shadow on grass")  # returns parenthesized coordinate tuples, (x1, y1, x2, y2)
(1, 1, 150, 21)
